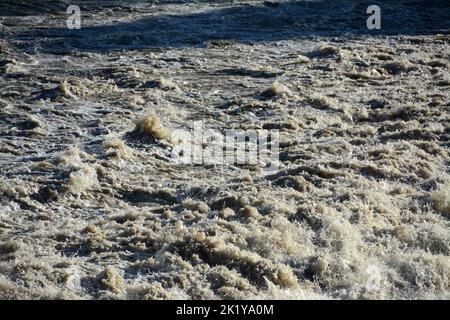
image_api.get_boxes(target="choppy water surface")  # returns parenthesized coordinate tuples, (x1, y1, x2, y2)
(0, 1, 449, 299)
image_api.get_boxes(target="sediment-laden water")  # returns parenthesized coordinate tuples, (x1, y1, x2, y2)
(0, 0, 449, 299)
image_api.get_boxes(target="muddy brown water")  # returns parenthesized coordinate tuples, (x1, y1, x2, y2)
(0, 0, 449, 299)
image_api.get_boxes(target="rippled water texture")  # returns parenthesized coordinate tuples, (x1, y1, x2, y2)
(0, 0, 449, 299)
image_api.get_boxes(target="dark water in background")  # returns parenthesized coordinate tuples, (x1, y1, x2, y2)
(2, 1, 450, 52)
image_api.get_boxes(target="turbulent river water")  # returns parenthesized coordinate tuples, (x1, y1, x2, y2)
(0, 0, 449, 299)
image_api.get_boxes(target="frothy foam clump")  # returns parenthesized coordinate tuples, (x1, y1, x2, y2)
(134, 114, 172, 142)
(430, 185, 450, 217)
